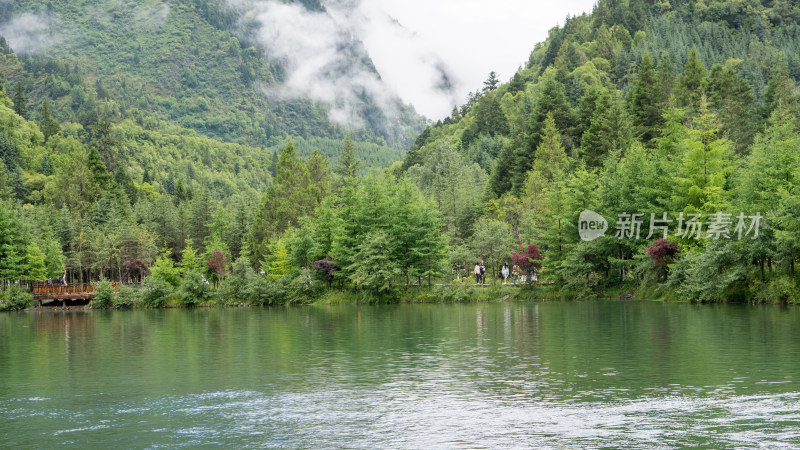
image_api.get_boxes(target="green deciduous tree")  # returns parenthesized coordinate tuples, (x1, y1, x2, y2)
(471, 218, 515, 280)
(150, 245, 180, 287)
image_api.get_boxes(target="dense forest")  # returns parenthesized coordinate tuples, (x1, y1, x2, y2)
(400, 0, 800, 302)
(3, 0, 800, 309)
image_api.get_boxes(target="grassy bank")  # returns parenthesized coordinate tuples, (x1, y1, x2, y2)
(11, 278, 797, 312)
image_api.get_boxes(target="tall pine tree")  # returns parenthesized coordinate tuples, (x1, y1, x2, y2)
(629, 52, 664, 143)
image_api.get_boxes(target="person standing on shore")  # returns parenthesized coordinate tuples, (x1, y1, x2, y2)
(502, 263, 509, 284)
(474, 262, 481, 284)
(479, 261, 486, 284)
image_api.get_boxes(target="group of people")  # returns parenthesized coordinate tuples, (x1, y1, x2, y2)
(473, 261, 487, 284)
(502, 263, 538, 285)
(451, 261, 487, 283)
(45, 270, 68, 286)
(450, 261, 539, 285)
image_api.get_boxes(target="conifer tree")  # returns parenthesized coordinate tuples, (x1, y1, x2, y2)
(672, 96, 733, 215)
(306, 149, 330, 204)
(527, 73, 574, 151)
(142, 168, 152, 184)
(473, 94, 509, 137)
(763, 62, 797, 119)
(179, 239, 200, 273)
(0, 201, 28, 284)
(24, 243, 48, 282)
(267, 239, 292, 280)
(533, 112, 569, 182)
(189, 188, 212, 248)
(39, 99, 60, 142)
(483, 71, 500, 93)
(678, 48, 707, 112)
(87, 147, 111, 192)
(629, 52, 664, 143)
(581, 89, 633, 166)
(334, 135, 361, 179)
(12, 82, 26, 119)
(44, 239, 65, 280)
(346, 230, 400, 293)
(706, 59, 754, 153)
(0, 160, 11, 200)
(250, 142, 314, 265)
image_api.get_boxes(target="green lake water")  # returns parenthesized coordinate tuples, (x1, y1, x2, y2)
(2, 301, 800, 447)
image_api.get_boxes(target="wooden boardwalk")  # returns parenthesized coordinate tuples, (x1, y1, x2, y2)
(32, 282, 121, 306)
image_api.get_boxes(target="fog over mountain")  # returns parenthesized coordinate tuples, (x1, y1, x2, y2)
(226, 0, 459, 125)
(228, 0, 596, 120)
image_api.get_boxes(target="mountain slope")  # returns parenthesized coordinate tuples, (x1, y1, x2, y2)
(0, 0, 425, 149)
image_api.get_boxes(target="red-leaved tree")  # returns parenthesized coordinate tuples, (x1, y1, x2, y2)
(312, 257, 339, 287)
(122, 258, 149, 283)
(206, 250, 228, 284)
(512, 244, 543, 282)
(646, 238, 678, 280)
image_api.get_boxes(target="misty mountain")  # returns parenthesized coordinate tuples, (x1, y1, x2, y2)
(0, 0, 427, 149)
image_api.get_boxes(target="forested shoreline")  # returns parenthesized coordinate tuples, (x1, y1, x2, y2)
(3, 0, 800, 310)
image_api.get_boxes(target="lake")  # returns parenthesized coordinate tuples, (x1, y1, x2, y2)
(2, 301, 800, 447)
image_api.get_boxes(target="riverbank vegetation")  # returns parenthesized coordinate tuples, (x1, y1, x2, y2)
(2, 0, 800, 308)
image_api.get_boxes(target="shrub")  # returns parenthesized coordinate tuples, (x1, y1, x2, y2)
(150, 249, 180, 287)
(287, 269, 324, 303)
(178, 270, 211, 306)
(92, 279, 115, 309)
(754, 276, 800, 304)
(219, 257, 256, 305)
(0, 285, 32, 311)
(114, 285, 138, 309)
(141, 277, 171, 308)
(249, 275, 287, 305)
(432, 283, 476, 302)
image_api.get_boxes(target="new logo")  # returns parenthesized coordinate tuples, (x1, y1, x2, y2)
(579, 210, 608, 241)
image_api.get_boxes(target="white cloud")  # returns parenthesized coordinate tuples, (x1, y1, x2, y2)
(0, 11, 63, 55)
(359, 0, 597, 118)
(235, 0, 407, 128)
(134, 2, 170, 30)
(349, 2, 459, 121)
(228, 0, 596, 122)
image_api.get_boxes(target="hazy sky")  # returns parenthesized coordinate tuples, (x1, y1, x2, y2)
(358, 0, 598, 119)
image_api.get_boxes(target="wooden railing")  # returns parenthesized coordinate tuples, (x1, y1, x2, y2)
(32, 282, 122, 298)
